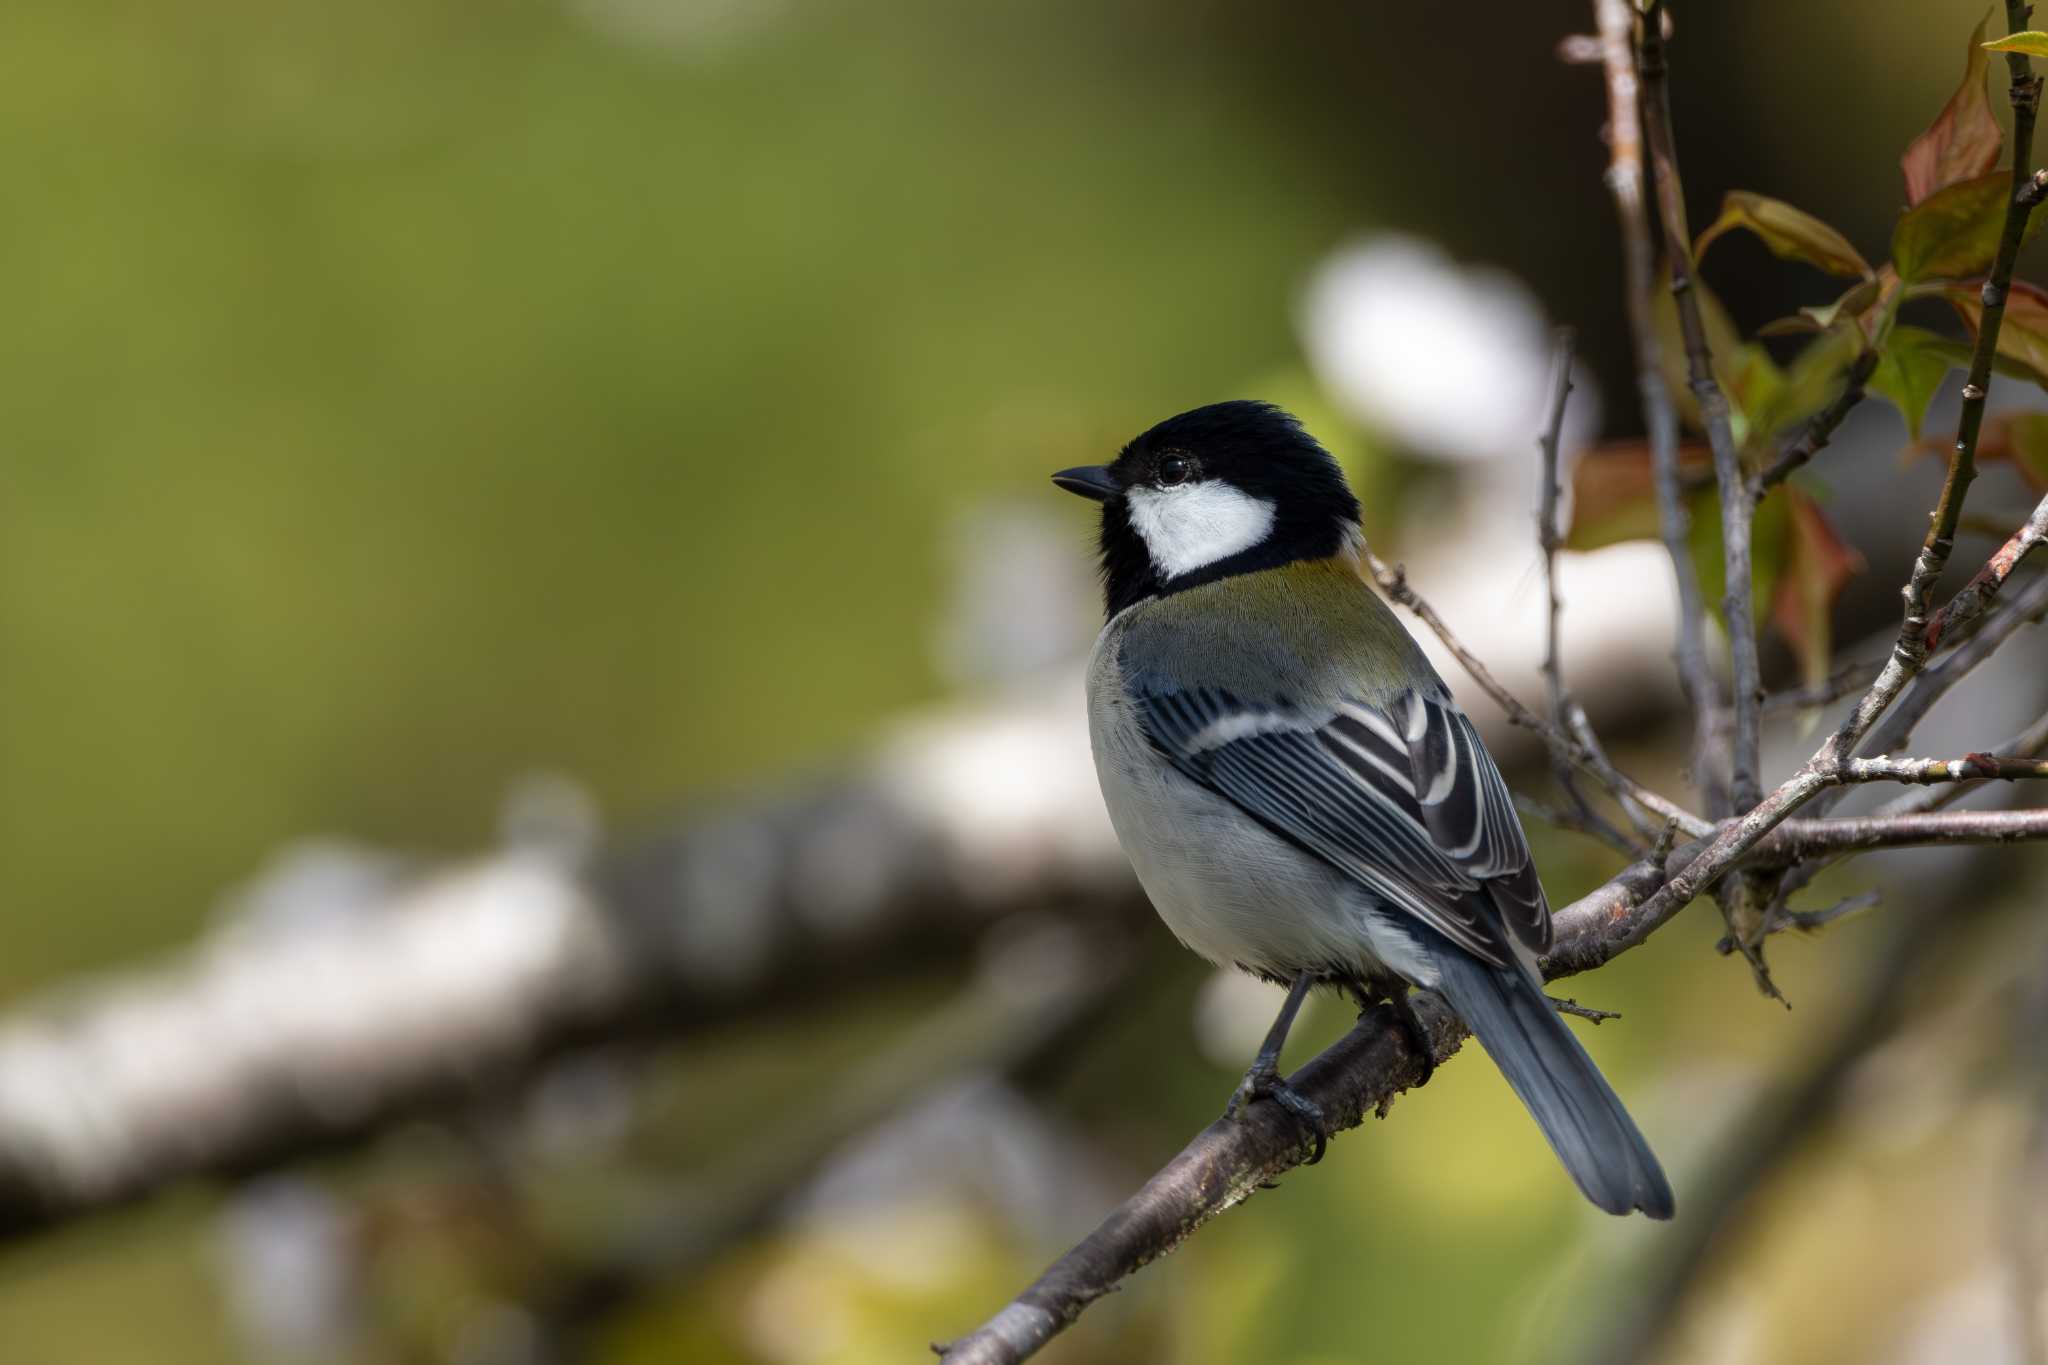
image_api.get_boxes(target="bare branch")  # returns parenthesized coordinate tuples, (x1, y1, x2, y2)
(1537, 326, 1577, 727)
(1640, 0, 1762, 813)
(1765, 806, 2048, 858)
(0, 699, 1151, 1241)
(1590, 0, 1721, 809)
(1839, 754, 2048, 785)
(1877, 710, 2048, 817)
(1535, 328, 1648, 847)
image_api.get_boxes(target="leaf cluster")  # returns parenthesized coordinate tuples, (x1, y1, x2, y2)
(1569, 12, 2048, 689)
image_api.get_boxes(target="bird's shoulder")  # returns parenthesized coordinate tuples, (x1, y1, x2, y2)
(1101, 553, 1442, 710)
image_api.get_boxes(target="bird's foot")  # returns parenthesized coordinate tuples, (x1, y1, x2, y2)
(1226, 1063, 1328, 1164)
(1387, 990, 1437, 1086)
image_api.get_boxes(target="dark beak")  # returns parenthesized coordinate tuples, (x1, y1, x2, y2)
(1051, 465, 1121, 501)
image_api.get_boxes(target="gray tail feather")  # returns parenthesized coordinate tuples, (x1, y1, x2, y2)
(1430, 946, 1674, 1219)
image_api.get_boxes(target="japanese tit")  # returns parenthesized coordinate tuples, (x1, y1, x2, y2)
(1054, 400, 1672, 1218)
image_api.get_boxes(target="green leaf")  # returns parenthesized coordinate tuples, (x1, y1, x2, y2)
(1652, 267, 1762, 443)
(1769, 490, 1865, 691)
(1946, 277, 2048, 387)
(1982, 30, 2048, 57)
(1563, 441, 1714, 550)
(1904, 11, 2002, 206)
(1892, 172, 2044, 282)
(1695, 191, 1872, 278)
(1869, 325, 1965, 439)
(1752, 325, 1862, 438)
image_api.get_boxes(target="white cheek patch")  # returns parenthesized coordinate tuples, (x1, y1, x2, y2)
(1123, 482, 1277, 579)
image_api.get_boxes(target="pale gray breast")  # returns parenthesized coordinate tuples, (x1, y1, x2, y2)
(1084, 615, 1382, 978)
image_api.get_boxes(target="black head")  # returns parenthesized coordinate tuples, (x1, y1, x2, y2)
(1052, 401, 1361, 617)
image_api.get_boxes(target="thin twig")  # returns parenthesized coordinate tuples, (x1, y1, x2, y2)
(1591, 0, 1721, 811)
(1877, 709, 2048, 817)
(1550, 997, 1623, 1023)
(1538, 326, 1578, 730)
(1641, 0, 1762, 814)
(1534, 328, 1646, 847)
(1840, 754, 2048, 785)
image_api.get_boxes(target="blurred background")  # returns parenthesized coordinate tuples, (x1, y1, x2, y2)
(4, 0, 2048, 1361)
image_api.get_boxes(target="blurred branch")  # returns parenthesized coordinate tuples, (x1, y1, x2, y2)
(1640, 0, 1761, 815)
(512, 921, 1139, 1365)
(1588, 865, 1985, 1365)
(1538, 328, 1648, 849)
(0, 700, 1147, 1242)
(1588, 0, 1721, 809)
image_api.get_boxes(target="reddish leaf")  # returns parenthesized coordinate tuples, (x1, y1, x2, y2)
(1564, 441, 1712, 550)
(1695, 191, 1872, 278)
(1893, 172, 2045, 282)
(1946, 277, 2048, 386)
(1770, 490, 1866, 690)
(1902, 10, 2002, 207)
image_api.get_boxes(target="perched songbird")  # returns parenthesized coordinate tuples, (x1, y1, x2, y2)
(1054, 400, 1673, 1218)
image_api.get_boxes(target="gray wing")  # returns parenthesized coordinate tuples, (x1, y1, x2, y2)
(1137, 684, 1550, 966)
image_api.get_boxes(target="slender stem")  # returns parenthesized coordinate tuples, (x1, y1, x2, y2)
(1876, 709, 2048, 817)
(1591, 0, 1721, 810)
(1532, 329, 1642, 846)
(1839, 755, 2048, 784)
(1537, 326, 1576, 730)
(1640, 0, 1762, 814)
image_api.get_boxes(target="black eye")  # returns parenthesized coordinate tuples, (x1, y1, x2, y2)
(1157, 454, 1192, 486)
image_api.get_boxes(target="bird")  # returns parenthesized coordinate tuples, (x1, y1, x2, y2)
(1052, 399, 1673, 1219)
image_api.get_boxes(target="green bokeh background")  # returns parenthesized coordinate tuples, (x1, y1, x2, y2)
(0, 1, 2037, 1362)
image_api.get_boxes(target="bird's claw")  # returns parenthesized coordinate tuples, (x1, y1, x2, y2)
(1226, 1066, 1328, 1164)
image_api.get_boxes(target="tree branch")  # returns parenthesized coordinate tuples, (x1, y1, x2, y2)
(1640, 0, 1762, 814)
(0, 698, 1152, 1241)
(1590, 0, 1721, 809)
